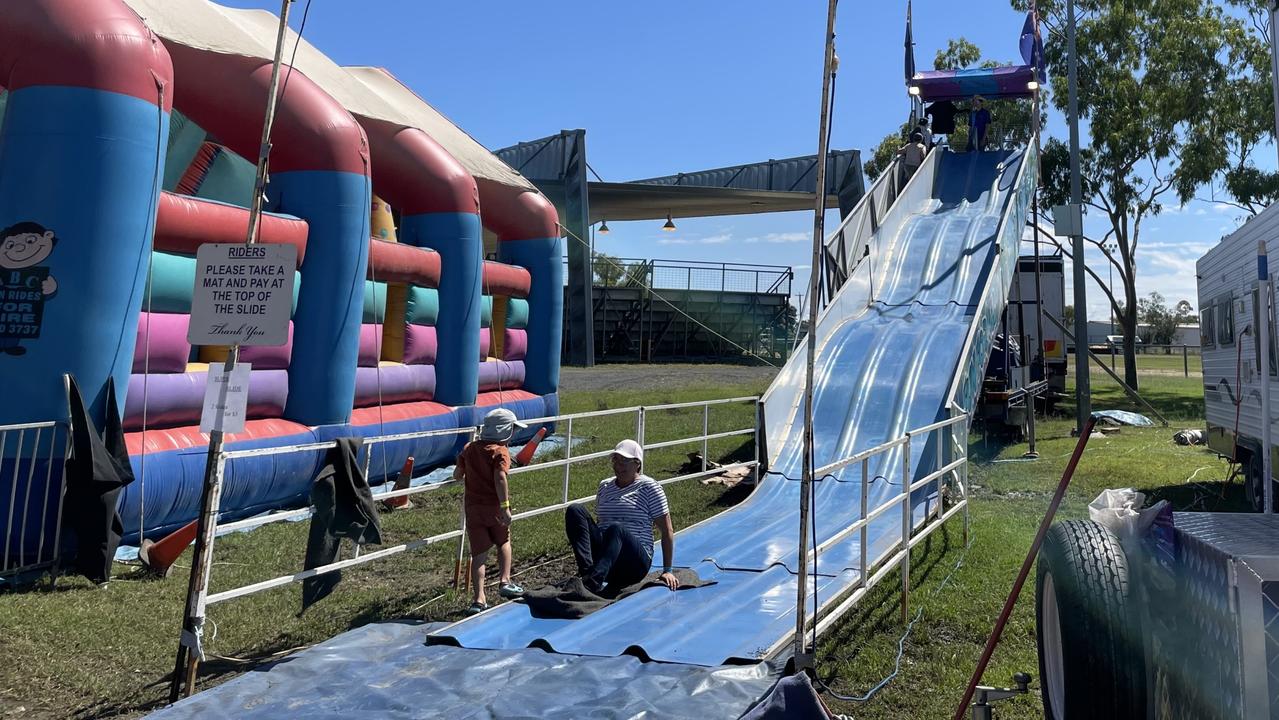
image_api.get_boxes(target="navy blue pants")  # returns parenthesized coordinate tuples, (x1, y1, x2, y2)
(565, 504, 650, 588)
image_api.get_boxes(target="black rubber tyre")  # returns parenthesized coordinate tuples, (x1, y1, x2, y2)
(1244, 451, 1275, 512)
(1035, 520, 1146, 720)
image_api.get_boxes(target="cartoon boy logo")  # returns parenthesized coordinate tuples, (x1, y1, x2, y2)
(0, 222, 58, 356)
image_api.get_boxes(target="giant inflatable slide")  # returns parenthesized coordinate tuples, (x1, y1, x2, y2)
(0, 0, 563, 554)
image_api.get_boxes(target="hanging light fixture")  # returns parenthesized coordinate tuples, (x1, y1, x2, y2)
(598, 219, 610, 234)
(661, 213, 677, 232)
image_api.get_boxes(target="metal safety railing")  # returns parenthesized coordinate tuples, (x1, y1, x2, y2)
(768, 407, 971, 657)
(188, 396, 761, 609)
(0, 420, 70, 581)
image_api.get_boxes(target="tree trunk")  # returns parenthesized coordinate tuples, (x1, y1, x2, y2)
(1122, 289, 1140, 391)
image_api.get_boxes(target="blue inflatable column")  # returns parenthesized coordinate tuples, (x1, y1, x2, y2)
(401, 212, 482, 406)
(0, 1, 173, 426)
(499, 237, 563, 396)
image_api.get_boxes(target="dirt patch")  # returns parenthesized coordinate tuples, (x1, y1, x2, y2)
(560, 364, 779, 393)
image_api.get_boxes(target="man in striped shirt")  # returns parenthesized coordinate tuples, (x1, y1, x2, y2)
(564, 439, 680, 593)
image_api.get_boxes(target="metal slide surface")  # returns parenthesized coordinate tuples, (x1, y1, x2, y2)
(431, 147, 1035, 666)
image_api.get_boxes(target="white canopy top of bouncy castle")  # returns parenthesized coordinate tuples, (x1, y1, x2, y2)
(123, 0, 538, 193)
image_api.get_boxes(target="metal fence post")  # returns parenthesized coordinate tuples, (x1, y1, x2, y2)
(901, 434, 912, 624)
(860, 457, 869, 588)
(562, 417, 573, 503)
(637, 406, 647, 448)
(3, 429, 21, 572)
(1183, 344, 1189, 377)
(934, 426, 944, 520)
(962, 418, 971, 548)
(702, 404, 709, 473)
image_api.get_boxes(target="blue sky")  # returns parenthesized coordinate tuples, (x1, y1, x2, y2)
(223, 0, 1256, 320)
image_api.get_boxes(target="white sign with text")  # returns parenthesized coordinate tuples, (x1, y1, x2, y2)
(189, 243, 295, 346)
(200, 362, 251, 434)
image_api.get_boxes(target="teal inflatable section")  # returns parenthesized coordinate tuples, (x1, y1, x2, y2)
(162, 110, 206, 191)
(363, 281, 387, 322)
(405, 286, 439, 326)
(506, 298, 529, 329)
(480, 295, 492, 328)
(197, 148, 255, 208)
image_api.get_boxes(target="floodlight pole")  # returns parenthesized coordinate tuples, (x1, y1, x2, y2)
(168, 0, 294, 702)
(794, 0, 839, 671)
(1260, 241, 1274, 514)
(1066, 0, 1090, 434)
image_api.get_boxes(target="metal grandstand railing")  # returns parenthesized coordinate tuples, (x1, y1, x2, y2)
(180, 397, 760, 613)
(570, 257, 793, 296)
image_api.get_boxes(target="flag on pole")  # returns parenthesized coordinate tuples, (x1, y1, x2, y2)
(904, 0, 916, 85)
(1020, 9, 1047, 82)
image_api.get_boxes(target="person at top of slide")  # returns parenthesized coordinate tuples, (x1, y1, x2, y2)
(564, 439, 679, 594)
(967, 95, 992, 151)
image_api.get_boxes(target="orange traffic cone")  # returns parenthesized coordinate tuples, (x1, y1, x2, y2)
(139, 519, 198, 577)
(383, 457, 415, 511)
(514, 427, 547, 467)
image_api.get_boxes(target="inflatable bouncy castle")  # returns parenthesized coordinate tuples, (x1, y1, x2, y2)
(0, 0, 562, 551)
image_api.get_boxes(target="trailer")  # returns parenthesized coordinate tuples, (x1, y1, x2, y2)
(1031, 209, 1279, 719)
(975, 254, 1065, 435)
(1198, 206, 1278, 511)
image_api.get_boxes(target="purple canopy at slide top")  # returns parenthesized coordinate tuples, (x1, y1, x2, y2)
(910, 65, 1036, 102)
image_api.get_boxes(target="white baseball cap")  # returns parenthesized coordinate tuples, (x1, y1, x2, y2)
(479, 408, 526, 441)
(612, 439, 644, 463)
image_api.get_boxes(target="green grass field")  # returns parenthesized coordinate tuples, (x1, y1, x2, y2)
(0, 362, 1223, 719)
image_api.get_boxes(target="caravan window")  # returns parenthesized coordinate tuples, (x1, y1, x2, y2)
(1201, 303, 1215, 349)
(1219, 294, 1235, 346)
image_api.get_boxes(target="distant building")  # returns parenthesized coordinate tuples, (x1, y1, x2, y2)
(1085, 320, 1200, 347)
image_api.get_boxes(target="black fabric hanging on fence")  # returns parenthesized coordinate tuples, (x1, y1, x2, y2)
(300, 437, 382, 612)
(60, 375, 135, 584)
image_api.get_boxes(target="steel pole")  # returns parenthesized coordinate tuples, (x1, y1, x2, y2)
(1067, 0, 1090, 433)
(794, 0, 839, 670)
(1260, 240, 1274, 514)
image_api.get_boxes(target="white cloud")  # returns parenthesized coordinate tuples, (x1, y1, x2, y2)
(793, 264, 812, 270)
(656, 237, 690, 245)
(699, 233, 731, 245)
(744, 232, 808, 244)
(1194, 208, 1207, 216)
(1212, 204, 1235, 214)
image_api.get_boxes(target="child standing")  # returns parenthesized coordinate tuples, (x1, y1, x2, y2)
(455, 408, 527, 615)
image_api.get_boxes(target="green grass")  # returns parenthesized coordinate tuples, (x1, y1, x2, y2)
(0, 362, 1225, 720)
(0, 373, 769, 720)
(817, 366, 1231, 719)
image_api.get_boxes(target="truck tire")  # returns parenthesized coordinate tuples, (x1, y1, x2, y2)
(1244, 452, 1274, 512)
(1035, 520, 1145, 720)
